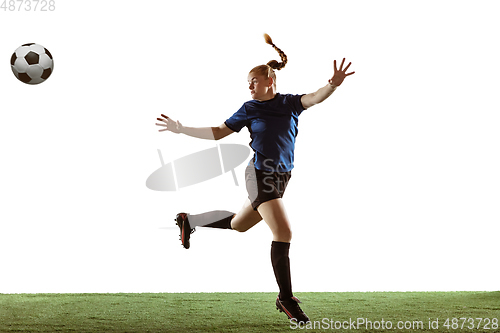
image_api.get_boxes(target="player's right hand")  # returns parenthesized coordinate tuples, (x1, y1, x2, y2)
(156, 114, 183, 134)
(328, 58, 355, 87)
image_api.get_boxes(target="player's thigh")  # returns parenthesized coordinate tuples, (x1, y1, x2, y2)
(256, 198, 292, 242)
(231, 198, 262, 232)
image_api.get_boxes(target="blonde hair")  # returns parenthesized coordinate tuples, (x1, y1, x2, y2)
(249, 34, 288, 86)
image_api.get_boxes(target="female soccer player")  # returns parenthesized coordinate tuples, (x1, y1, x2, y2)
(156, 34, 354, 323)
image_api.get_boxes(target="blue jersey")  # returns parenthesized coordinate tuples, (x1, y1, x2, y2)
(224, 93, 305, 172)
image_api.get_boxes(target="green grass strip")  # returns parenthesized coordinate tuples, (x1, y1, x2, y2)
(1, 292, 499, 332)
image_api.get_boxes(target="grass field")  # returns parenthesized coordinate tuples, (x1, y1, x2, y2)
(1, 292, 499, 332)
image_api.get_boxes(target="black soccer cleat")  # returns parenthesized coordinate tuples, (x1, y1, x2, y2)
(175, 213, 195, 249)
(276, 296, 310, 323)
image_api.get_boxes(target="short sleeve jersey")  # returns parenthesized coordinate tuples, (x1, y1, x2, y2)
(224, 93, 305, 172)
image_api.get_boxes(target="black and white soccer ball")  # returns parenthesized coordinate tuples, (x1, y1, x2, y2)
(11, 43, 54, 85)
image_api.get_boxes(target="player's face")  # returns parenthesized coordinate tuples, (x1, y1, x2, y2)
(248, 73, 272, 101)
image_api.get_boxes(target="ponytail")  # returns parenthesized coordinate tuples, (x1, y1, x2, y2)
(263, 33, 287, 70)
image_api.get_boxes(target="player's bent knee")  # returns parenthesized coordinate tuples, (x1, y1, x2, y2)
(274, 228, 292, 243)
(232, 224, 249, 232)
(230, 219, 250, 233)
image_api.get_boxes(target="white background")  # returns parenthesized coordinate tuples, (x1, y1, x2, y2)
(1, 0, 499, 293)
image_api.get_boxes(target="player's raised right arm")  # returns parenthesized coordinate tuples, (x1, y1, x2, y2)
(156, 114, 234, 141)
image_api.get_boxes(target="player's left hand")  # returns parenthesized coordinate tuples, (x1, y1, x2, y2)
(328, 58, 355, 87)
(156, 114, 183, 133)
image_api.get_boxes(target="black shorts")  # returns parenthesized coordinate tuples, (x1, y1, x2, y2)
(245, 160, 292, 210)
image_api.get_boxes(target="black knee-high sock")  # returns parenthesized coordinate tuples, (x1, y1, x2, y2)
(188, 211, 234, 229)
(271, 241, 293, 301)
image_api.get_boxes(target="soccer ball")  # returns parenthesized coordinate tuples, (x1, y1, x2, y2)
(11, 43, 54, 85)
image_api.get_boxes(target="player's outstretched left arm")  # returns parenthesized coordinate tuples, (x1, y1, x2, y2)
(301, 58, 355, 110)
(156, 114, 234, 140)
